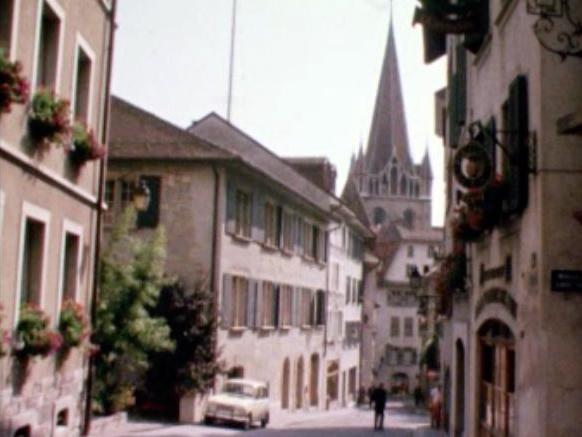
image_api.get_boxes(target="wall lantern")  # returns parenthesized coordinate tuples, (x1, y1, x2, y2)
(453, 141, 493, 190)
(526, 0, 582, 60)
(132, 180, 151, 212)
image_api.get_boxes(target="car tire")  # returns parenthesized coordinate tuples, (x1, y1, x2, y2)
(244, 413, 252, 430)
(260, 413, 269, 428)
(204, 416, 214, 426)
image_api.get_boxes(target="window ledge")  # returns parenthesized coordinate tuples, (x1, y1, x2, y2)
(281, 248, 294, 257)
(259, 326, 275, 332)
(300, 325, 313, 330)
(230, 233, 252, 244)
(260, 242, 279, 252)
(279, 325, 292, 331)
(228, 326, 246, 333)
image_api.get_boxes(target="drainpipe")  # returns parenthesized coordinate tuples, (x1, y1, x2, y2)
(82, 0, 117, 434)
(210, 164, 222, 391)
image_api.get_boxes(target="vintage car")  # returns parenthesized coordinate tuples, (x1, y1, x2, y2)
(204, 378, 270, 429)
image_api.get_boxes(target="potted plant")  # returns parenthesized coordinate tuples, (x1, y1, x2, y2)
(59, 300, 89, 349)
(14, 304, 62, 358)
(0, 304, 10, 358)
(0, 49, 29, 114)
(69, 122, 105, 167)
(28, 89, 71, 146)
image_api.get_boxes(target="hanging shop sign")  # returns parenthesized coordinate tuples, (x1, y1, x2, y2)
(551, 270, 582, 293)
(453, 141, 493, 190)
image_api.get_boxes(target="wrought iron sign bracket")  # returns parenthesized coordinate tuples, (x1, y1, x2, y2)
(468, 121, 537, 175)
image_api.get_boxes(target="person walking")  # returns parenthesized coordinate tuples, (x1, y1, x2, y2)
(372, 383, 388, 431)
(430, 385, 442, 429)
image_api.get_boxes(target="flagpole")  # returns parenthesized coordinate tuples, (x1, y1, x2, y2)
(227, 0, 237, 122)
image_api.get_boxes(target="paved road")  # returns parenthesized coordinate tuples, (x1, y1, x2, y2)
(107, 401, 444, 437)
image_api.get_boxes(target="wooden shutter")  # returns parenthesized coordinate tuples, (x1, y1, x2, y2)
(221, 273, 233, 328)
(504, 75, 529, 214)
(295, 217, 304, 256)
(276, 206, 284, 248)
(484, 117, 497, 169)
(292, 287, 300, 326)
(136, 176, 161, 228)
(255, 280, 263, 327)
(225, 178, 236, 234)
(252, 191, 264, 242)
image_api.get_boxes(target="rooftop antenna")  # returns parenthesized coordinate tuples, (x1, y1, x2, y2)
(227, 0, 237, 122)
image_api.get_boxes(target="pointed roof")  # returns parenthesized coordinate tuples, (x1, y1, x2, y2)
(365, 22, 412, 173)
(420, 148, 433, 179)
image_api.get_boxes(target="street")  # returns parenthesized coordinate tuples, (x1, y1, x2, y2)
(107, 400, 443, 437)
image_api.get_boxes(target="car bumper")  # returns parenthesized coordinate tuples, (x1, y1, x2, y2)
(205, 412, 249, 424)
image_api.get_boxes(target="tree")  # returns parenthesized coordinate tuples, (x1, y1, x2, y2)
(138, 278, 220, 418)
(93, 207, 174, 414)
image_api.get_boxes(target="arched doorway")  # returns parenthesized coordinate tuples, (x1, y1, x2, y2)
(478, 320, 515, 437)
(455, 340, 465, 436)
(310, 354, 320, 407)
(281, 358, 290, 409)
(295, 357, 304, 409)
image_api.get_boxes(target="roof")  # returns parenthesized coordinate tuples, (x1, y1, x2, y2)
(365, 23, 413, 173)
(340, 178, 371, 229)
(189, 113, 334, 216)
(395, 225, 443, 242)
(283, 157, 336, 194)
(109, 96, 233, 161)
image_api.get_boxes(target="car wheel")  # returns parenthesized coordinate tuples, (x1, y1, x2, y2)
(260, 413, 269, 428)
(244, 413, 253, 430)
(204, 416, 214, 426)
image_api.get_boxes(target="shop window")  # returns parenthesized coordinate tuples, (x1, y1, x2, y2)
(36, 1, 62, 90)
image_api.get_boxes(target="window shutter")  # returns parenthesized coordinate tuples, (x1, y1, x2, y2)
(276, 206, 283, 248)
(456, 43, 466, 127)
(273, 284, 280, 328)
(309, 290, 316, 326)
(252, 191, 264, 242)
(295, 217, 304, 256)
(221, 274, 232, 328)
(485, 117, 496, 170)
(225, 178, 236, 234)
(136, 176, 161, 228)
(255, 280, 263, 327)
(247, 279, 258, 329)
(504, 75, 529, 215)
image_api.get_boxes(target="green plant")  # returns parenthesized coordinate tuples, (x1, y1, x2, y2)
(15, 304, 62, 358)
(69, 122, 105, 166)
(93, 207, 174, 414)
(59, 300, 89, 349)
(28, 89, 70, 145)
(0, 49, 29, 113)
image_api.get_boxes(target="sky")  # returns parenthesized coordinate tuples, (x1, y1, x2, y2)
(111, 0, 446, 226)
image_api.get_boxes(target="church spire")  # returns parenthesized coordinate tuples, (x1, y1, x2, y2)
(365, 18, 412, 174)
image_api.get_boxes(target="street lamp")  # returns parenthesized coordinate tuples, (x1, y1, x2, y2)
(132, 180, 151, 212)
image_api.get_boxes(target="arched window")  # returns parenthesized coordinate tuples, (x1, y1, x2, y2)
(373, 207, 386, 225)
(414, 181, 420, 198)
(382, 174, 388, 193)
(368, 179, 374, 195)
(400, 175, 407, 196)
(390, 167, 398, 195)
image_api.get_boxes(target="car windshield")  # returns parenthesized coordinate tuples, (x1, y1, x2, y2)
(223, 383, 257, 398)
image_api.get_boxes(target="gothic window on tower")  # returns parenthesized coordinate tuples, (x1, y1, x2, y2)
(373, 207, 386, 225)
(382, 174, 388, 194)
(400, 175, 407, 196)
(390, 167, 398, 195)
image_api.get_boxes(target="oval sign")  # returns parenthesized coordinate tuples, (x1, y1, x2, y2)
(453, 141, 493, 189)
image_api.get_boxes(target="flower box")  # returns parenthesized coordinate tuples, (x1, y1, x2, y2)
(69, 122, 105, 167)
(0, 304, 9, 358)
(14, 304, 62, 358)
(59, 300, 89, 349)
(28, 89, 71, 146)
(0, 49, 29, 114)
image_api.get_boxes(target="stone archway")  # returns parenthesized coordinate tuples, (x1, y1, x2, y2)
(310, 353, 320, 407)
(281, 358, 290, 409)
(477, 320, 515, 437)
(455, 340, 465, 436)
(295, 357, 304, 409)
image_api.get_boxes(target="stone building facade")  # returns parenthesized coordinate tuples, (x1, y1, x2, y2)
(107, 97, 371, 415)
(343, 21, 443, 393)
(418, 0, 582, 435)
(0, 0, 115, 435)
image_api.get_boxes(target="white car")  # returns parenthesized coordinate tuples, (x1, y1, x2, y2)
(204, 378, 270, 429)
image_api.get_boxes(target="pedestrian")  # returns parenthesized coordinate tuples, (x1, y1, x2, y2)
(372, 383, 388, 431)
(429, 385, 442, 429)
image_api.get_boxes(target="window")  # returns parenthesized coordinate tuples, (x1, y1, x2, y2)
(235, 189, 252, 238)
(331, 263, 339, 291)
(0, 0, 15, 55)
(390, 317, 400, 337)
(136, 176, 161, 229)
(20, 218, 46, 306)
(352, 278, 358, 303)
(345, 276, 351, 304)
(300, 288, 312, 326)
(279, 285, 293, 327)
(36, 0, 62, 90)
(314, 290, 325, 326)
(407, 245, 414, 258)
(104, 180, 115, 207)
(231, 276, 249, 328)
(404, 317, 413, 337)
(303, 222, 313, 258)
(406, 264, 417, 277)
(261, 281, 276, 327)
(428, 245, 435, 258)
(282, 210, 294, 252)
(120, 180, 132, 210)
(275, 205, 284, 247)
(311, 225, 319, 259)
(72, 43, 93, 123)
(396, 350, 404, 365)
(264, 201, 276, 246)
(61, 231, 80, 303)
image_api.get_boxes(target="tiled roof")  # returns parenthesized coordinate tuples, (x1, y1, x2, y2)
(189, 113, 334, 215)
(109, 96, 233, 161)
